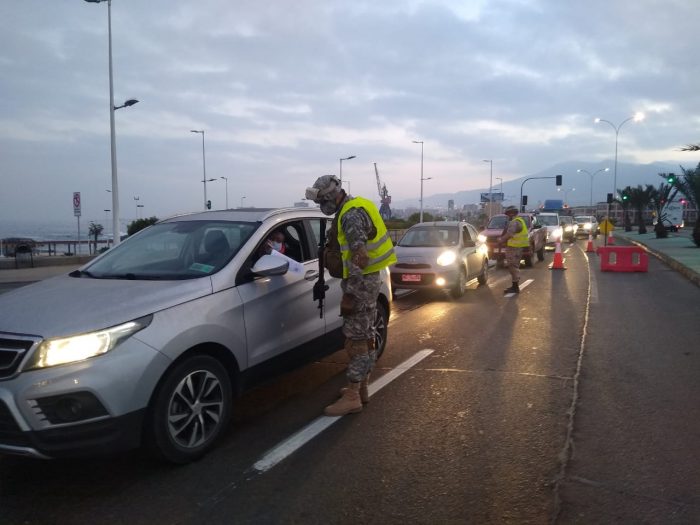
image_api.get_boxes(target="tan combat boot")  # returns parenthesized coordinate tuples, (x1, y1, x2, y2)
(325, 382, 362, 416)
(339, 375, 370, 404)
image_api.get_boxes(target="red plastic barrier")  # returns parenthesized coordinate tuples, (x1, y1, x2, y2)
(596, 246, 648, 272)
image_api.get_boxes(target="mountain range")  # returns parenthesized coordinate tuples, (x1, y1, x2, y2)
(393, 160, 693, 210)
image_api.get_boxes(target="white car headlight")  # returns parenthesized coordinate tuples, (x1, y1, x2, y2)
(584, 222, 592, 230)
(25, 316, 152, 370)
(565, 225, 573, 232)
(437, 250, 457, 266)
(477, 234, 487, 243)
(551, 228, 563, 239)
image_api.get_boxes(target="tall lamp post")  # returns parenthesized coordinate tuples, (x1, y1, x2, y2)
(577, 167, 609, 206)
(220, 176, 229, 209)
(558, 187, 576, 206)
(339, 155, 356, 188)
(594, 113, 644, 199)
(483, 159, 493, 218)
(133, 196, 140, 219)
(240, 196, 246, 208)
(85, 0, 139, 246)
(190, 130, 210, 210)
(412, 140, 426, 222)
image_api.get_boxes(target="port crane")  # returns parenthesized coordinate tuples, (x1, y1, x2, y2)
(374, 163, 392, 220)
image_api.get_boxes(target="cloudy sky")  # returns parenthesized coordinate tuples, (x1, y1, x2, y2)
(2, 0, 699, 228)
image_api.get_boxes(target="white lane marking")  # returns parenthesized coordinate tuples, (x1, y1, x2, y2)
(504, 278, 533, 297)
(251, 349, 435, 473)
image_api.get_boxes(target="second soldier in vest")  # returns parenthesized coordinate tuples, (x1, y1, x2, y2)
(498, 205, 529, 294)
(305, 175, 397, 416)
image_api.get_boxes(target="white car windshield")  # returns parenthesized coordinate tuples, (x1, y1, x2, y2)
(486, 216, 508, 229)
(399, 226, 459, 247)
(537, 215, 559, 226)
(81, 221, 258, 279)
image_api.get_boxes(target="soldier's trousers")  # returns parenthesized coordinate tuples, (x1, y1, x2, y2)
(341, 272, 381, 382)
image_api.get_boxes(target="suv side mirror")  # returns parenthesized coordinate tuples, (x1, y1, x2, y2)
(252, 254, 289, 276)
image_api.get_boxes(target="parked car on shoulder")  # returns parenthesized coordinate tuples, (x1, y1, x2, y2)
(574, 215, 599, 238)
(391, 221, 488, 298)
(478, 213, 547, 267)
(558, 215, 577, 243)
(0, 208, 392, 463)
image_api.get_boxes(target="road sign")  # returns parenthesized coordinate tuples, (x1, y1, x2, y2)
(73, 192, 81, 217)
(600, 219, 614, 234)
(480, 192, 504, 203)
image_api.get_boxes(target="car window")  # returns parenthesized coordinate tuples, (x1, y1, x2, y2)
(399, 226, 459, 247)
(86, 220, 257, 279)
(537, 215, 559, 226)
(462, 226, 473, 243)
(486, 216, 508, 229)
(466, 224, 479, 240)
(559, 216, 573, 224)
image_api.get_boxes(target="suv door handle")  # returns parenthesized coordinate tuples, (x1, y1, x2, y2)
(305, 270, 319, 281)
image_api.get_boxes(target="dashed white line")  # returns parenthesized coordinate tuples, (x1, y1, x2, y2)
(504, 278, 534, 297)
(251, 349, 435, 473)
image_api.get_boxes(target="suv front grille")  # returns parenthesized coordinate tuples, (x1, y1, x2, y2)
(0, 336, 37, 379)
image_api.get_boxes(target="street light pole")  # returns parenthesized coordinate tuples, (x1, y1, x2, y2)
(483, 159, 493, 218)
(594, 113, 644, 199)
(339, 155, 356, 188)
(134, 196, 140, 219)
(240, 196, 246, 208)
(412, 140, 425, 222)
(190, 130, 208, 210)
(577, 167, 610, 206)
(84, 0, 139, 246)
(220, 176, 229, 209)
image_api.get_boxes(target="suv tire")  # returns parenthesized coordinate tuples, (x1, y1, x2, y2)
(145, 355, 232, 464)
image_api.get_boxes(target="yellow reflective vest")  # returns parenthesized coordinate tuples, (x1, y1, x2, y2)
(507, 216, 529, 248)
(337, 196, 397, 278)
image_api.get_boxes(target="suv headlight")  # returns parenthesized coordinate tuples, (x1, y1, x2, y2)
(551, 227, 563, 239)
(437, 251, 457, 266)
(25, 316, 152, 370)
(477, 234, 487, 243)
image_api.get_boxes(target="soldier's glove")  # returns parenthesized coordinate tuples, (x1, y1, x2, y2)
(340, 293, 356, 316)
(351, 246, 370, 269)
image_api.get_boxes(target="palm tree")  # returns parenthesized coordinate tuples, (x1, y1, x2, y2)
(88, 222, 104, 255)
(650, 179, 679, 238)
(614, 185, 634, 231)
(626, 185, 654, 234)
(680, 144, 700, 151)
(674, 163, 700, 246)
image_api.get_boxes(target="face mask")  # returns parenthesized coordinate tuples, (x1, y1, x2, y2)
(271, 241, 282, 251)
(320, 199, 338, 216)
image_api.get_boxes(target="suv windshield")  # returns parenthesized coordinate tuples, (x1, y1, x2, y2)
(537, 215, 559, 226)
(559, 216, 573, 224)
(399, 226, 459, 247)
(486, 216, 508, 229)
(574, 216, 593, 224)
(83, 220, 258, 279)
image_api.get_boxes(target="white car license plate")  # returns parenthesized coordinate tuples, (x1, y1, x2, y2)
(401, 274, 421, 282)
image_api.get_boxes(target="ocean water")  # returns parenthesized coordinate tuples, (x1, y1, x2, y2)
(0, 220, 122, 241)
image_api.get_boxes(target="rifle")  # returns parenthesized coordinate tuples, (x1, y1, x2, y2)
(312, 218, 329, 318)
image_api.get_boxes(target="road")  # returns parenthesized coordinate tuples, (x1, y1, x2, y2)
(1, 239, 698, 524)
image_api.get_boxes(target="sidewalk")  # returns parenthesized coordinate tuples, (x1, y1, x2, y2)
(610, 227, 700, 287)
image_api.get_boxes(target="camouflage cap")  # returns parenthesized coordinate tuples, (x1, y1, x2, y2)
(305, 175, 341, 202)
(504, 205, 519, 214)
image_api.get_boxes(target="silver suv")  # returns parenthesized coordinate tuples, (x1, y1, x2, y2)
(0, 208, 392, 462)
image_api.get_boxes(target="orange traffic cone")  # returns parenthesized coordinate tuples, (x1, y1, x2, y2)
(607, 230, 615, 245)
(585, 233, 595, 253)
(549, 240, 567, 270)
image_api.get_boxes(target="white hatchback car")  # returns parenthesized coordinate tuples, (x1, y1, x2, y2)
(0, 208, 392, 463)
(390, 221, 488, 297)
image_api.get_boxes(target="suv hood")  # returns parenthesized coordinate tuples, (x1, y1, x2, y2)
(0, 275, 213, 338)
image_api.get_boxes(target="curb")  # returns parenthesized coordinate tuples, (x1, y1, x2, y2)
(624, 237, 700, 289)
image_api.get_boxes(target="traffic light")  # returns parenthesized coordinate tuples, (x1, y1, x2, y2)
(522, 195, 528, 206)
(207, 200, 212, 210)
(555, 175, 562, 186)
(622, 193, 629, 201)
(607, 193, 613, 204)
(667, 173, 676, 183)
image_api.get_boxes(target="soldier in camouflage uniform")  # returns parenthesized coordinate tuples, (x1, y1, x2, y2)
(306, 175, 396, 416)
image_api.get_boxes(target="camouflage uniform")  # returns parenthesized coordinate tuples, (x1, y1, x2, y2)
(331, 194, 380, 382)
(504, 217, 523, 282)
